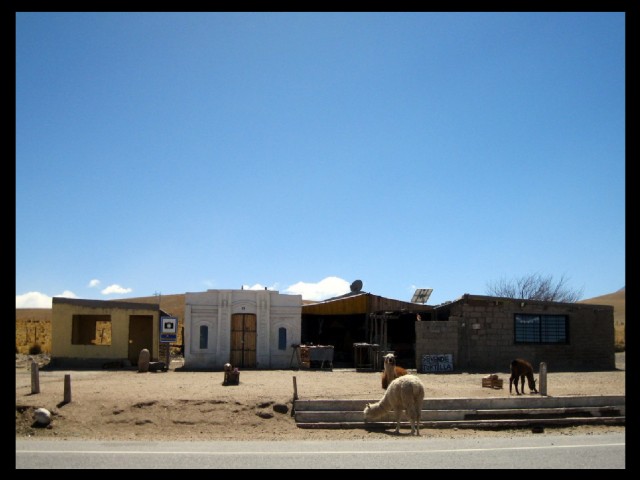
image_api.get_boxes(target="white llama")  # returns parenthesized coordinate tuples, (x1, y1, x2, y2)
(364, 374, 425, 435)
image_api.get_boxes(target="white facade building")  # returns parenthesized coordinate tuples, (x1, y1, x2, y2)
(183, 289, 301, 369)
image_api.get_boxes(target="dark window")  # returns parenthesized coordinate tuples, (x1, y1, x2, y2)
(540, 315, 568, 342)
(199, 325, 208, 349)
(71, 315, 112, 345)
(514, 314, 568, 344)
(278, 327, 287, 350)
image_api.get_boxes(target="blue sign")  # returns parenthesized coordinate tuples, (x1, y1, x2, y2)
(160, 333, 177, 343)
(160, 316, 178, 333)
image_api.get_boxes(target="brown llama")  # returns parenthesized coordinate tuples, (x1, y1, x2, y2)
(381, 353, 408, 389)
(509, 358, 538, 395)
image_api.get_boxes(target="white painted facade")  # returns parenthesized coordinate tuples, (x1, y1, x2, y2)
(183, 289, 302, 369)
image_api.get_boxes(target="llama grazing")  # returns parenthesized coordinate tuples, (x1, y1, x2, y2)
(364, 374, 425, 435)
(381, 353, 408, 389)
(509, 358, 538, 395)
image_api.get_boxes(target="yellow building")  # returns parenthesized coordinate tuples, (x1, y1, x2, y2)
(51, 297, 161, 368)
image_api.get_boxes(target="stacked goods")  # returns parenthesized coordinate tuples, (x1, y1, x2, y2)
(299, 346, 311, 368)
(482, 373, 504, 389)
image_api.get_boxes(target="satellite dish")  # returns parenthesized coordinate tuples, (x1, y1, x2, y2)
(350, 279, 363, 293)
(411, 288, 433, 304)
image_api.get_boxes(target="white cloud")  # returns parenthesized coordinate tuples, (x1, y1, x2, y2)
(88, 279, 100, 288)
(57, 290, 78, 299)
(101, 284, 133, 295)
(242, 282, 279, 292)
(202, 279, 216, 289)
(283, 276, 351, 301)
(16, 291, 52, 308)
(16, 290, 77, 308)
(15, 277, 351, 308)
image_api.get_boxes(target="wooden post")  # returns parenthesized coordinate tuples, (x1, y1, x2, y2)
(383, 319, 388, 352)
(374, 315, 378, 344)
(539, 362, 547, 396)
(63, 374, 72, 403)
(30, 360, 40, 394)
(292, 376, 298, 401)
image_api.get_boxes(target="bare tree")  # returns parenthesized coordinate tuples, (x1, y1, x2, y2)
(486, 273, 584, 302)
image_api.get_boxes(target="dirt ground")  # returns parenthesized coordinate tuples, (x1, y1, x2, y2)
(15, 353, 625, 442)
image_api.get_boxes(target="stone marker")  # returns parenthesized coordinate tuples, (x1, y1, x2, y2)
(64, 374, 72, 403)
(34, 407, 51, 426)
(138, 349, 150, 372)
(148, 361, 167, 372)
(539, 362, 547, 396)
(31, 360, 40, 394)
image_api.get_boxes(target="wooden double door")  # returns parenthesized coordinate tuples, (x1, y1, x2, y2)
(230, 313, 256, 368)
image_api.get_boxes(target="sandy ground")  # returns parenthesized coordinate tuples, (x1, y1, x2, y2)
(15, 353, 625, 442)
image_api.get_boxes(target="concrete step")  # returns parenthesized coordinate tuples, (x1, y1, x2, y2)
(294, 395, 625, 411)
(296, 416, 626, 430)
(295, 405, 624, 423)
(294, 395, 625, 429)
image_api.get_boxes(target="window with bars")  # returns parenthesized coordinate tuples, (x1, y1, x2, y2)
(514, 314, 568, 344)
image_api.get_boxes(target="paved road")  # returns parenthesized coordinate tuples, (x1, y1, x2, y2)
(16, 433, 625, 469)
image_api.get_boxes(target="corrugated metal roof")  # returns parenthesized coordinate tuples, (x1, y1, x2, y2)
(434, 293, 614, 311)
(302, 292, 433, 316)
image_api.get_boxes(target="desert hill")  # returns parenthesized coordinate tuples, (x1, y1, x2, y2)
(578, 288, 625, 323)
(578, 287, 625, 350)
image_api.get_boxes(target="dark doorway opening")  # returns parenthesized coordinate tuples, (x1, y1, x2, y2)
(301, 312, 417, 368)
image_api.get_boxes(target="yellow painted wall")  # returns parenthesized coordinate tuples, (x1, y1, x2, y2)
(52, 301, 159, 361)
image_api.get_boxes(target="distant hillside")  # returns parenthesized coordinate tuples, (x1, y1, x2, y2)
(578, 288, 625, 325)
(578, 288, 625, 351)
(120, 293, 186, 320)
(117, 294, 186, 347)
(16, 308, 52, 322)
(15, 308, 52, 353)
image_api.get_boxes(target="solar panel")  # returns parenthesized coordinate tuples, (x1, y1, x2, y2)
(411, 288, 433, 304)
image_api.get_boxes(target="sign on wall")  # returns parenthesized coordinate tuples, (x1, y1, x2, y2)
(422, 353, 453, 373)
(160, 316, 178, 343)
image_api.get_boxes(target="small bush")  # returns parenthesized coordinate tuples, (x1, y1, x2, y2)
(28, 343, 42, 355)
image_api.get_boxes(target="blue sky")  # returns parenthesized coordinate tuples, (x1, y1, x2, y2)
(16, 12, 625, 308)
